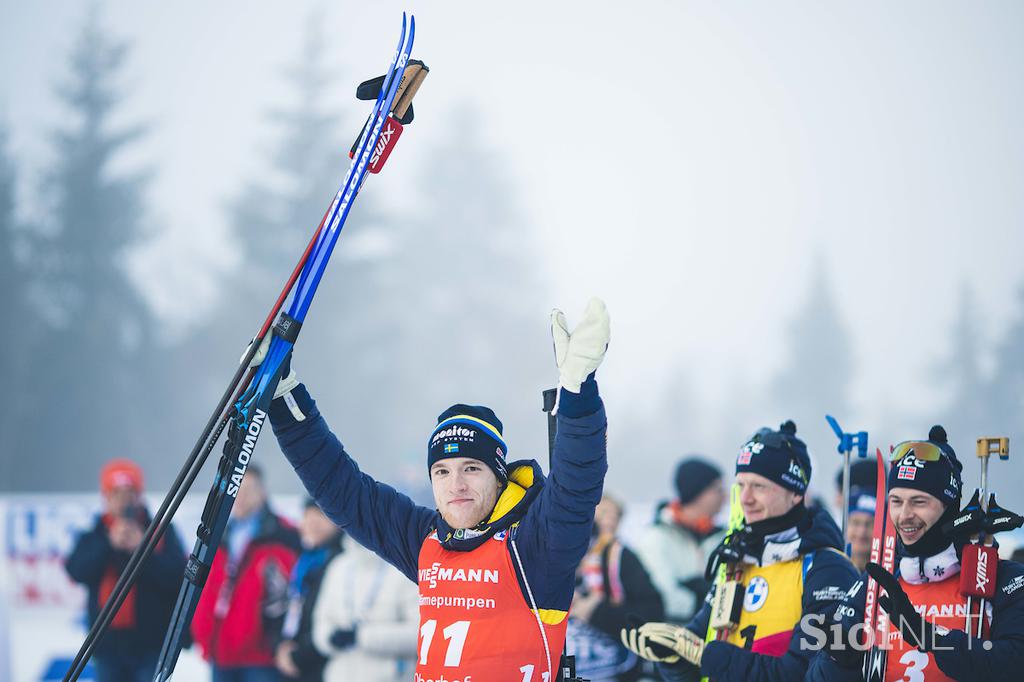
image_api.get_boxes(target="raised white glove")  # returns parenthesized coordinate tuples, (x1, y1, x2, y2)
(241, 334, 299, 399)
(620, 622, 705, 666)
(550, 297, 610, 393)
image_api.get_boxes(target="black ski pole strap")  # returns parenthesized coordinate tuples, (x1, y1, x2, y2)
(985, 494, 1024, 534)
(273, 312, 301, 344)
(355, 59, 429, 124)
(349, 61, 430, 161)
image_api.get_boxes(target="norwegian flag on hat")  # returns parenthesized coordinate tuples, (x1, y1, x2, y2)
(897, 464, 917, 481)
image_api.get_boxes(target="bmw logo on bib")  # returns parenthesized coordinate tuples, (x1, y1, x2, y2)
(744, 576, 769, 612)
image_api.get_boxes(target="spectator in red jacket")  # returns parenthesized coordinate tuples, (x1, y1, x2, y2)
(65, 459, 186, 682)
(191, 465, 301, 682)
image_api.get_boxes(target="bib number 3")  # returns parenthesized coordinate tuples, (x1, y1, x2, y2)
(897, 649, 929, 682)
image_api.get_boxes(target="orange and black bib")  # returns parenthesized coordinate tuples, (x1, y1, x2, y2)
(883, 575, 979, 682)
(417, 529, 567, 681)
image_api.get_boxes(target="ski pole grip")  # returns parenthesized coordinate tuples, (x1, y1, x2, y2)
(854, 431, 869, 458)
(976, 437, 1008, 460)
(825, 415, 846, 451)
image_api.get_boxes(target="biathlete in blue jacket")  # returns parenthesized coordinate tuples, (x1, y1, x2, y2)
(261, 298, 610, 682)
(621, 421, 861, 682)
(806, 426, 1024, 682)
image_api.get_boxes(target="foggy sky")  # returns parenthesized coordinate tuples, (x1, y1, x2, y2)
(2, 1, 1023, 499)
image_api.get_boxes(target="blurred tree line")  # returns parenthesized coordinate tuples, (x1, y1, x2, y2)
(0, 12, 550, 493)
(609, 264, 1024, 512)
(2, 11, 1021, 514)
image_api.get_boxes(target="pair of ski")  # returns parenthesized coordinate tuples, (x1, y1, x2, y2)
(62, 15, 424, 682)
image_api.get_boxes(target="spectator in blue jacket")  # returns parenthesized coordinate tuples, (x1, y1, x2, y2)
(261, 298, 610, 682)
(65, 459, 186, 682)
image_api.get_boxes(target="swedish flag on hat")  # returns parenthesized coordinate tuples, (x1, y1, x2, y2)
(428, 404, 508, 482)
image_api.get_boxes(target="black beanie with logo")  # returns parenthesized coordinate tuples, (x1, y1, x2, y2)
(887, 425, 963, 507)
(428, 404, 509, 482)
(735, 420, 812, 495)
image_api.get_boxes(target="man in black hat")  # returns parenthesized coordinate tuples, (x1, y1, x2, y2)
(266, 298, 610, 682)
(622, 421, 860, 682)
(636, 457, 726, 623)
(808, 426, 1024, 681)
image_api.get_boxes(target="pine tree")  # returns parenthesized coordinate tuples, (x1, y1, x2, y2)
(13, 11, 155, 489)
(0, 125, 30, 487)
(769, 262, 855, 461)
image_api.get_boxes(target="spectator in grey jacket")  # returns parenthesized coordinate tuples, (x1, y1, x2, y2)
(636, 457, 725, 623)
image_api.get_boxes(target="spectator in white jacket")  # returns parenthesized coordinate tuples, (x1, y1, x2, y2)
(635, 457, 726, 624)
(312, 540, 418, 681)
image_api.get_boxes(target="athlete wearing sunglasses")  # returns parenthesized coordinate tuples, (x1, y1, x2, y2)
(809, 426, 1024, 682)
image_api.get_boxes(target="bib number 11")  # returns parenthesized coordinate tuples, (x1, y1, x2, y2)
(419, 619, 471, 667)
(519, 664, 550, 682)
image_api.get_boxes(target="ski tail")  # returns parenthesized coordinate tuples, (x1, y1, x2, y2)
(863, 448, 896, 682)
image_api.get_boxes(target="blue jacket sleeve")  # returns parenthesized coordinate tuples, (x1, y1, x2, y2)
(698, 550, 859, 682)
(514, 380, 608, 612)
(268, 383, 437, 581)
(931, 560, 1024, 681)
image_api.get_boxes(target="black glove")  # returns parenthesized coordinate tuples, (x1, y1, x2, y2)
(867, 562, 946, 652)
(329, 627, 357, 650)
(824, 598, 866, 670)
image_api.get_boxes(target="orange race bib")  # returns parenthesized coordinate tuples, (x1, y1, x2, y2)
(417, 530, 567, 682)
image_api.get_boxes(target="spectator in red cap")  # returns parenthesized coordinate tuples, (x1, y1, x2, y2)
(66, 458, 186, 682)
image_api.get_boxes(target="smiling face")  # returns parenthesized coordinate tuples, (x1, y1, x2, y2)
(430, 457, 503, 530)
(736, 472, 803, 523)
(888, 487, 946, 546)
